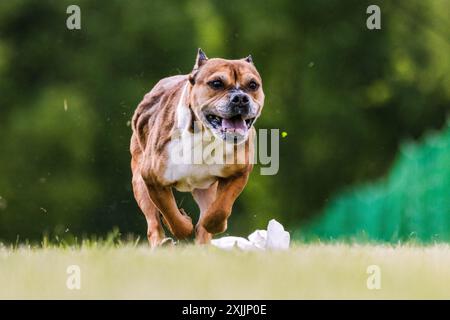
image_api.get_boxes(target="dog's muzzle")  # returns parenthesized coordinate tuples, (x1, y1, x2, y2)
(229, 92, 251, 117)
(204, 92, 257, 143)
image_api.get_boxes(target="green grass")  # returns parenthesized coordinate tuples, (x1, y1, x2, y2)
(1, 242, 450, 299)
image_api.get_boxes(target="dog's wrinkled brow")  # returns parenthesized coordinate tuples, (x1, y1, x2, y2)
(207, 73, 228, 82)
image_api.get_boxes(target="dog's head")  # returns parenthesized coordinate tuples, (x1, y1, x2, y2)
(188, 49, 265, 144)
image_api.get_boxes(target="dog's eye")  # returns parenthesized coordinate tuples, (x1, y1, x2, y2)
(248, 81, 259, 91)
(208, 79, 224, 89)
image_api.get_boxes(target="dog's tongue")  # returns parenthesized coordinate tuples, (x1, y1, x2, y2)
(222, 117, 247, 135)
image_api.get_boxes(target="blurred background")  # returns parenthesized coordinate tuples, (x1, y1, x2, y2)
(0, 0, 449, 244)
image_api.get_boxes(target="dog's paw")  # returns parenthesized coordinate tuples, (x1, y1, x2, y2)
(173, 210, 194, 239)
(161, 237, 177, 246)
(150, 237, 176, 249)
(202, 215, 228, 234)
(195, 224, 213, 244)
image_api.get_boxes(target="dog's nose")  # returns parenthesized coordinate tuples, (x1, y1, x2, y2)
(230, 93, 250, 115)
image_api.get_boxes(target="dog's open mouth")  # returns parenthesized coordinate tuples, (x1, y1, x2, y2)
(205, 114, 255, 136)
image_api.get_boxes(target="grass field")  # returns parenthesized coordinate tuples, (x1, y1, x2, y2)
(1, 242, 450, 299)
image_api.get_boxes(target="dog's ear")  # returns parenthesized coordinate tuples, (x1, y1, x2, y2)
(194, 48, 208, 69)
(243, 54, 254, 65)
(190, 48, 208, 85)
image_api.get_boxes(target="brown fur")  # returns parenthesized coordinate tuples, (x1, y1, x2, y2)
(130, 50, 264, 247)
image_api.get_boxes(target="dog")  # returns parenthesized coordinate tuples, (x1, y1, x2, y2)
(130, 49, 265, 247)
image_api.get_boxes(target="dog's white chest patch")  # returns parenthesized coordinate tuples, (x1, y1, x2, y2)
(163, 82, 244, 192)
(164, 130, 235, 192)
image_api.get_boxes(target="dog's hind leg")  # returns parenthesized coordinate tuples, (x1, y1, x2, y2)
(192, 182, 218, 244)
(132, 173, 167, 248)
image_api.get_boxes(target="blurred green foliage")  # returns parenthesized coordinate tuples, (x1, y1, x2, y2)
(0, 0, 449, 242)
(298, 122, 450, 242)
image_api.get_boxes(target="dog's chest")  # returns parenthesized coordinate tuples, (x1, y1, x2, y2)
(165, 162, 225, 192)
(163, 131, 235, 192)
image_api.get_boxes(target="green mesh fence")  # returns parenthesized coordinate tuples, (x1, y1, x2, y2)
(297, 121, 450, 243)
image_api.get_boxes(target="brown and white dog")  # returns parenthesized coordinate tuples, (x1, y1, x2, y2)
(130, 49, 265, 247)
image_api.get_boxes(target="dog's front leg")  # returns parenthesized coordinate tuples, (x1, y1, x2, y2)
(192, 182, 218, 244)
(143, 180, 194, 240)
(198, 169, 251, 235)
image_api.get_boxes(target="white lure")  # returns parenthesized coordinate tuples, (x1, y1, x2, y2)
(211, 219, 290, 251)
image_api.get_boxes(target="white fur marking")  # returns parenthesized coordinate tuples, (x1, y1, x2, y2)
(164, 82, 239, 192)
